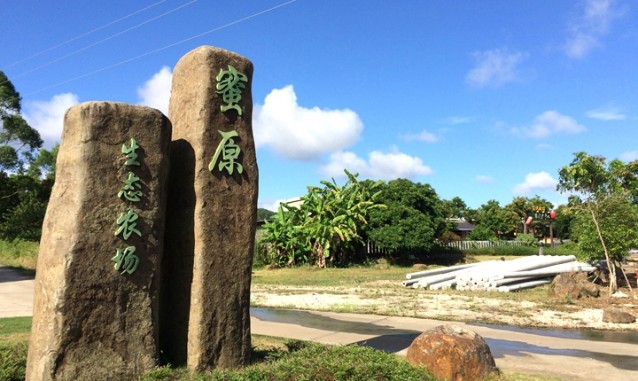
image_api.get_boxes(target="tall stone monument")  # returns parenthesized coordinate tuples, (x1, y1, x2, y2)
(26, 102, 172, 381)
(161, 46, 258, 371)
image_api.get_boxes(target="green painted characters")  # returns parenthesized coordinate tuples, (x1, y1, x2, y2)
(209, 130, 243, 175)
(216, 65, 248, 116)
(113, 138, 143, 274)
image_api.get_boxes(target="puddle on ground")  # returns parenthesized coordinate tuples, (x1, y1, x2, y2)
(468, 322, 638, 344)
(251, 307, 638, 371)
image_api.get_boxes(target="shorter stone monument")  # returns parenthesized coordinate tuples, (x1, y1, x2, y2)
(26, 102, 171, 381)
(407, 324, 498, 381)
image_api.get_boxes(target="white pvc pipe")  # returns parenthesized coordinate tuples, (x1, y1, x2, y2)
(405, 262, 482, 279)
(498, 279, 551, 292)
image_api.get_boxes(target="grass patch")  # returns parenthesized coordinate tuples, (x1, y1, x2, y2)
(0, 317, 31, 344)
(140, 341, 437, 381)
(0, 240, 39, 273)
(252, 265, 409, 287)
(462, 245, 578, 258)
(0, 317, 31, 381)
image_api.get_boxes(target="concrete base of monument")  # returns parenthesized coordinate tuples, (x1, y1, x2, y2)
(1, 266, 635, 381)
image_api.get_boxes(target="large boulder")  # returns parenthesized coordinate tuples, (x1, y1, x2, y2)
(602, 307, 637, 324)
(549, 272, 599, 299)
(406, 324, 498, 381)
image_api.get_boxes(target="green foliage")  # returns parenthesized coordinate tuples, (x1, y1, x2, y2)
(0, 317, 31, 381)
(462, 244, 575, 257)
(557, 151, 638, 293)
(552, 204, 575, 240)
(0, 343, 27, 381)
(0, 173, 52, 241)
(571, 195, 638, 263)
(515, 233, 537, 246)
(365, 179, 446, 254)
(0, 239, 39, 271)
(468, 200, 520, 240)
(140, 343, 435, 381)
(259, 171, 384, 267)
(256, 208, 275, 221)
(0, 71, 43, 173)
(505, 196, 554, 240)
(0, 72, 55, 242)
(441, 196, 467, 219)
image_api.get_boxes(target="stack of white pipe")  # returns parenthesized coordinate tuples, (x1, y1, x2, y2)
(403, 255, 595, 293)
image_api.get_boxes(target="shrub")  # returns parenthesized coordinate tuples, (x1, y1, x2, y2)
(0, 343, 27, 381)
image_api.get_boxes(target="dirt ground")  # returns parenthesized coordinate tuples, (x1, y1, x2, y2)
(251, 281, 638, 331)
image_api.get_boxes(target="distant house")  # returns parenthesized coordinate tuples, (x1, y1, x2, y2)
(448, 218, 475, 240)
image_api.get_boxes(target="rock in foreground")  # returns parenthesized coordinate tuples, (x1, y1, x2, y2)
(407, 324, 498, 381)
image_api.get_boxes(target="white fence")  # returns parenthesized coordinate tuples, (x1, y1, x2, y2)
(442, 240, 526, 251)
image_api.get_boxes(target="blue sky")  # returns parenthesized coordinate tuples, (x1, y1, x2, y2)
(1, 0, 636, 210)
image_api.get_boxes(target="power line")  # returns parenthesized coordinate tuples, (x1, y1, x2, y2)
(10, 0, 199, 81)
(23, 0, 298, 97)
(1, 0, 170, 70)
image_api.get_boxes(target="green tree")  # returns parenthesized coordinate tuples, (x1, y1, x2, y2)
(505, 196, 553, 240)
(0, 72, 57, 241)
(257, 207, 276, 221)
(365, 179, 446, 255)
(259, 171, 384, 267)
(552, 203, 576, 240)
(469, 200, 519, 240)
(259, 204, 308, 266)
(557, 152, 638, 294)
(1, 71, 43, 172)
(440, 196, 467, 219)
(571, 195, 638, 265)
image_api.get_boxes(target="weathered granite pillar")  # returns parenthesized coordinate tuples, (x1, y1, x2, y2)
(162, 46, 257, 372)
(26, 102, 171, 381)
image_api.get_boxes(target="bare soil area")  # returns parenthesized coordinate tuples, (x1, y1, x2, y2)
(251, 281, 638, 330)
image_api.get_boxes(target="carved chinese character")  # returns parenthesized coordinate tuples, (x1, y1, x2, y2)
(216, 65, 248, 116)
(114, 208, 142, 240)
(209, 130, 243, 175)
(112, 246, 140, 274)
(122, 138, 141, 166)
(118, 172, 143, 202)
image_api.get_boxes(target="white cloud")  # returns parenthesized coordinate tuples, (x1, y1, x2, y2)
(513, 172, 558, 195)
(620, 151, 638, 162)
(466, 49, 528, 87)
(321, 149, 432, 180)
(254, 86, 363, 160)
(475, 175, 493, 184)
(401, 130, 439, 143)
(443, 116, 472, 125)
(24, 93, 80, 147)
(586, 104, 626, 120)
(511, 110, 586, 139)
(564, 0, 624, 58)
(137, 66, 172, 115)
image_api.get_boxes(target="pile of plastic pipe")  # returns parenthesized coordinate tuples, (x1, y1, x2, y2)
(403, 255, 595, 292)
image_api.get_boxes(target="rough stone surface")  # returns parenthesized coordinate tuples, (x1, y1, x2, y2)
(26, 102, 172, 381)
(603, 307, 637, 324)
(549, 272, 600, 299)
(162, 46, 257, 372)
(406, 324, 498, 381)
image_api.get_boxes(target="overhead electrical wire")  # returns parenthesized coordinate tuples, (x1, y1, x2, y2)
(9, 0, 200, 81)
(22, 0, 298, 97)
(1, 0, 171, 70)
